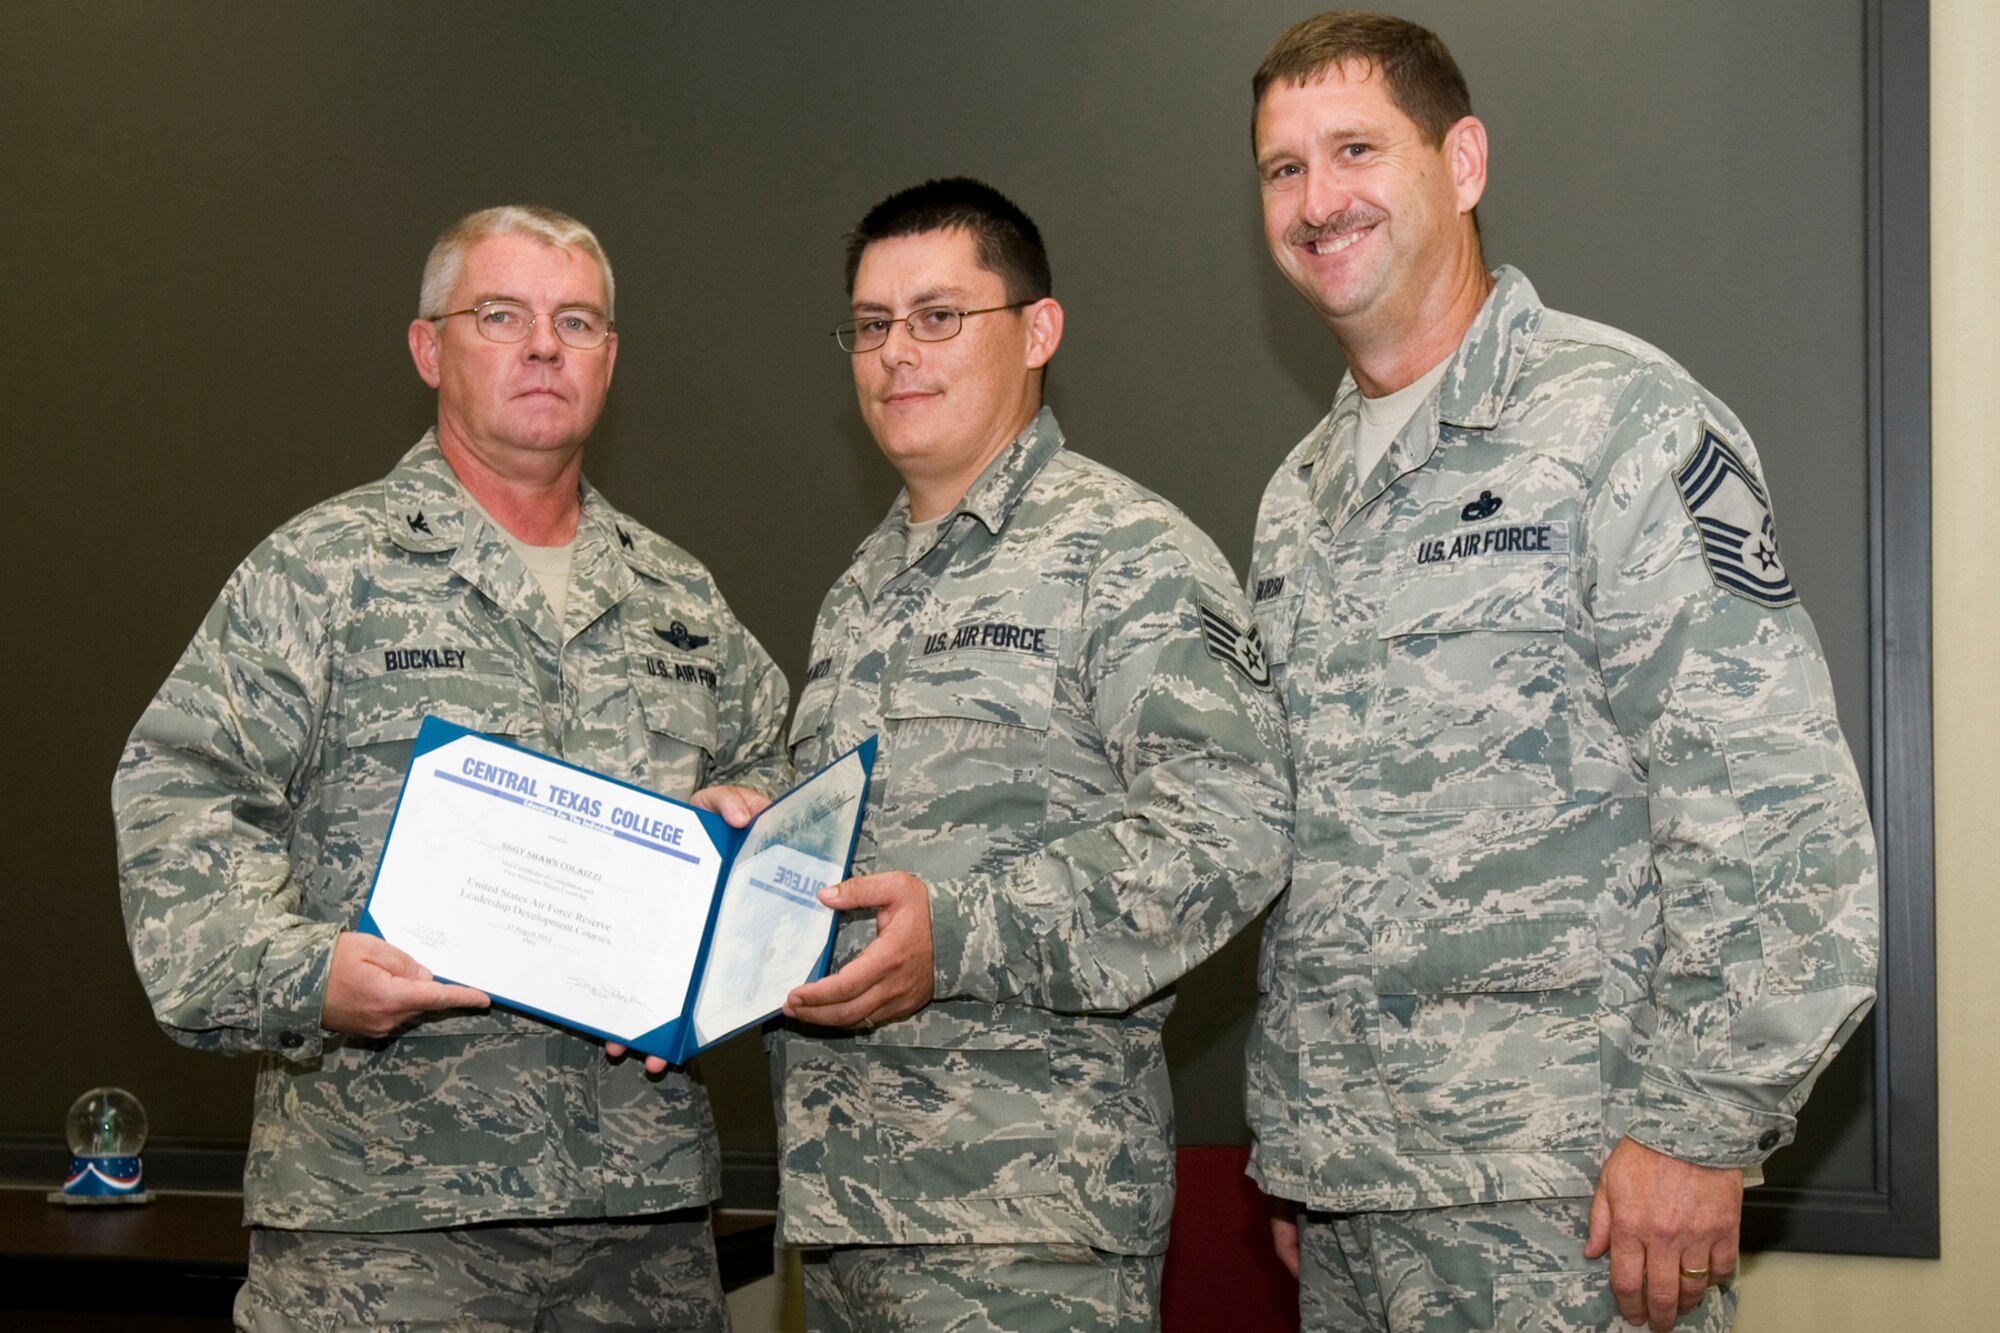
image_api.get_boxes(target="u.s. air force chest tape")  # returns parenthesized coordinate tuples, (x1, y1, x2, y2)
(1411, 518, 1571, 568)
(917, 618, 1057, 658)
(1674, 425, 1798, 610)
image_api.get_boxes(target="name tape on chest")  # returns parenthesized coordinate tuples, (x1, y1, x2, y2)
(1674, 426, 1797, 609)
(1413, 520, 1570, 567)
(383, 646, 468, 672)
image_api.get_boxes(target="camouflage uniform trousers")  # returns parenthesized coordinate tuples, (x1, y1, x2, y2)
(1299, 1199, 1733, 1333)
(236, 1209, 727, 1332)
(800, 1243, 1163, 1333)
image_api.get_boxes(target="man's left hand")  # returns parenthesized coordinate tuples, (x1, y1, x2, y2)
(605, 784, 773, 1075)
(1585, 1136, 1743, 1332)
(782, 872, 934, 1029)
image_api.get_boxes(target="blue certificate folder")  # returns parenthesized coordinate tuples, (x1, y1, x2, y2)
(357, 716, 875, 1065)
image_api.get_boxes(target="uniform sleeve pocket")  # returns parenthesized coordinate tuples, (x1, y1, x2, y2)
(1721, 712, 1877, 990)
(1371, 913, 1604, 1153)
(787, 678, 837, 766)
(1253, 593, 1304, 670)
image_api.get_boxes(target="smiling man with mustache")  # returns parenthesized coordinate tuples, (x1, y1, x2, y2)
(769, 177, 1293, 1331)
(1240, 14, 1879, 1333)
(115, 205, 789, 1331)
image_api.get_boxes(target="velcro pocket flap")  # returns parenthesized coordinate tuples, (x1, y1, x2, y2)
(1380, 545, 1568, 638)
(884, 652, 1057, 731)
(1374, 914, 1601, 995)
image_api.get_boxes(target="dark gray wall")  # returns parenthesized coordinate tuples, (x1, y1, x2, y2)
(1, 1, 1870, 1190)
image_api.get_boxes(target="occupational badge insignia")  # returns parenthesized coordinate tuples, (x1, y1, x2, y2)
(654, 620, 711, 651)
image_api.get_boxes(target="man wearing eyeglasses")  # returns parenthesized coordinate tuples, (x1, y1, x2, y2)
(766, 177, 1293, 1330)
(114, 205, 788, 1331)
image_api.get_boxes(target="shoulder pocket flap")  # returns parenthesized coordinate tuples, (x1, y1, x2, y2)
(884, 653, 1057, 731)
(635, 670, 719, 750)
(1380, 554, 1568, 639)
(787, 678, 837, 751)
(343, 668, 533, 747)
(1252, 593, 1304, 668)
(1373, 914, 1600, 995)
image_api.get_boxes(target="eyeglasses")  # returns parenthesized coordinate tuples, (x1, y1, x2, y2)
(831, 303, 1028, 354)
(430, 300, 615, 350)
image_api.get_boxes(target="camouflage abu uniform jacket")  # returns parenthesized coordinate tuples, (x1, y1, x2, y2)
(775, 409, 1293, 1254)
(1245, 267, 1879, 1213)
(114, 432, 789, 1231)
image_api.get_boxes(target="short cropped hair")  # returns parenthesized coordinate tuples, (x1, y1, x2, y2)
(418, 205, 616, 320)
(1252, 10, 1472, 146)
(843, 177, 1051, 305)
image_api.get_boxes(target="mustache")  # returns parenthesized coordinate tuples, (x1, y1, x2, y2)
(1287, 208, 1386, 247)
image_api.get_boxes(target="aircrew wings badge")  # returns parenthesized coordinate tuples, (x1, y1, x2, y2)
(654, 620, 711, 651)
(1197, 600, 1271, 688)
(1673, 426, 1798, 610)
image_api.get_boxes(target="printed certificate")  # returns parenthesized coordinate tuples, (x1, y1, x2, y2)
(358, 717, 874, 1063)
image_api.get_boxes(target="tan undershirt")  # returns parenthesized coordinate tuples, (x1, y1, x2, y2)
(905, 512, 948, 566)
(1354, 353, 1453, 484)
(463, 488, 576, 630)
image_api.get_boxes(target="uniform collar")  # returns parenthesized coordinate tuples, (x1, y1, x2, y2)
(1302, 265, 1545, 534)
(380, 430, 650, 644)
(848, 406, 1066, 601)
(952, 405, 1066, 537)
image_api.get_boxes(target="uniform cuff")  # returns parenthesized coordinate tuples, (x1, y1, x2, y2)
(1624, 1071, 1796, 1168)
(924, 875, 994, 1003)
(257, 921, 341, 1061)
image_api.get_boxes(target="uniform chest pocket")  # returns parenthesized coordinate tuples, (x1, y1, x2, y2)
(879, 651, 1056, 870)
(632, 665, 719, 797)
(341, 665, 536, 750)
(1364, 555, 1572, 810)
(331, 666, 538, 918)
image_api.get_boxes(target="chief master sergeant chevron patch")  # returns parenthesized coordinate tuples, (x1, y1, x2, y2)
(1674, 425, 1798, 609)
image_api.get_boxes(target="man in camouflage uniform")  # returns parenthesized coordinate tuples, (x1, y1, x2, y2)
(1242, 14, 1879, 1333)
(113, 206, 788, 1331)
(770, 177, 1293, 1330)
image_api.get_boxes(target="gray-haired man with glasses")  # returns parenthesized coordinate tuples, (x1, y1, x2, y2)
(765, 176, 1293, 1331)
(114, 205, 789, 1330)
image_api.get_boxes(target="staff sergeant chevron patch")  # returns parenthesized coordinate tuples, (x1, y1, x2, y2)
(1198, 600, 1271, 688)
(1674, 425, 1798, 609)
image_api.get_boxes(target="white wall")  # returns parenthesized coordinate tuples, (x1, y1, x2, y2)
(1737, 0, 1993, 1324)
